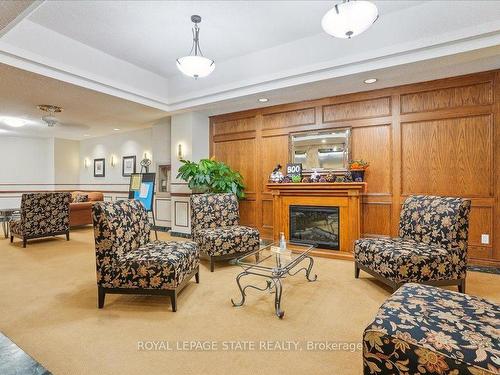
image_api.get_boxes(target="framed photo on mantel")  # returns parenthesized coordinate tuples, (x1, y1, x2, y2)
(94, 158, 105, 177)
(122, 155, 136, 177)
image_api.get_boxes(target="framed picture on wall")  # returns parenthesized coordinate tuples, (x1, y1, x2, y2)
(122, 155, 136, 177)
(94, 158, 105, 177)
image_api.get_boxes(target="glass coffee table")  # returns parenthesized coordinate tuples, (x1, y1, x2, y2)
(231, 242, 317, 319)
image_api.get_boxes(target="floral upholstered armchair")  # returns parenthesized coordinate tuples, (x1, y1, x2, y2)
(92, 199, 199, 312)
(363, 283, 499, 375)
(190, 193, 260, 272)
(354, 195, 471, 292)
(10, 192, 71, 247)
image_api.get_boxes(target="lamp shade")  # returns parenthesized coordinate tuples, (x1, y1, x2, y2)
(176, 55, 215, 79)
(322, 0, 378, 39)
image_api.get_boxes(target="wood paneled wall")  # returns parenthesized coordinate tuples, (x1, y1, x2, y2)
(210, 70, 500, 266)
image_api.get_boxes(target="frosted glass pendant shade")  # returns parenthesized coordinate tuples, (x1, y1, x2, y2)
(176, 55, 215, 79)
(322, 0, 378, 39)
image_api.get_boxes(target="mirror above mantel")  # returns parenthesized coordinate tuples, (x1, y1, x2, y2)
(289, 128, 351, 172)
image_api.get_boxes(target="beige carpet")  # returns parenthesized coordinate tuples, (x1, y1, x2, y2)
(0, 227, 498, 375)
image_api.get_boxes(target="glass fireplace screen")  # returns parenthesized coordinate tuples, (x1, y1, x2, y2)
(289, 205, 339, 250)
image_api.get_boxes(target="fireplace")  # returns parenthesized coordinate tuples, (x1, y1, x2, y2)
(267, 182, 365, 257)
(289, 205, 340, 250)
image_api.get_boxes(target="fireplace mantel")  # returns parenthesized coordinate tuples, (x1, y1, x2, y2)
(266, 182, 366, 260)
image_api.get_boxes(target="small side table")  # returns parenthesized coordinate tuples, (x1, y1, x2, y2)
(0, 208, 20, 239)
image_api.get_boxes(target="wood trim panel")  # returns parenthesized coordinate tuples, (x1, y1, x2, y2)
(323, 97, 391, 123)
(212, 116, 256, 136)
(213, 131, 257, 143)
(400, 115, 492, 198)
(493, 71, 500, 261)
(401, 82, 493, 114)
(210, 70, 500, 265)
(261, 116, 392, 138)
(262, 108, 315, 130)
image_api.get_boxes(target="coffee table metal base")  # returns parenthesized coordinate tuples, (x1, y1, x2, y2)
(231, 254, 317, 319)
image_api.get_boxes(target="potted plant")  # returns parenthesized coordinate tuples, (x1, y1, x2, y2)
(176, 158, 246, 199)
(349, 159, 370, 182)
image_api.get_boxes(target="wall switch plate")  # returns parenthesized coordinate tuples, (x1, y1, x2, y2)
(481, 234, 489, 245)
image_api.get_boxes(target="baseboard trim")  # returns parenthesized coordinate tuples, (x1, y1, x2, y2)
(169, 231, 191, 239)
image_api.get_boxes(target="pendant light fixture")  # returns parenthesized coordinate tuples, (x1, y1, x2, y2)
(176, 15, 215, 79)
(322, 0, 378, 39)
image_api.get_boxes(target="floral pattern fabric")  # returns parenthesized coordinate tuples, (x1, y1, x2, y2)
(363, 283, 500, 375)
(93, 199, 199, 289)
(190, 193, 260, 257)
(354, 195, 470, 286)
(399, 195, 471, 251)
(10, 192, 71, 237)
(355, 237, 466, 283)
(72, 194, 88, 203)
(195, 226, 260, 257)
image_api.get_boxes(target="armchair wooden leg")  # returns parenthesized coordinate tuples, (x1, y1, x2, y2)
(22, 238, 27, 248)
(66, 231, 70, 241)
(10, 236, 13, 243)
(170, 291, 177, 312)
(210, 257, 215, 272)
(195, 271, 200, 283)
(354, 262, 360, 278)
(98, 286, 106, 308)
(458, 279, 466, 293)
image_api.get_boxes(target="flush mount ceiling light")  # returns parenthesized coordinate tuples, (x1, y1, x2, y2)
(322, 0, 378, 39)
(113, 128, 121, 131)
(176, 15, 215, 79)
(37, 104, 63, 127)
(364, 78, 377, 84)
(258, 98, 269, 103)
(0, 116, 32, 127)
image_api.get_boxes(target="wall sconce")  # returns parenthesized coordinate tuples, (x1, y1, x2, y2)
(143, 152, 150, 160)
(110, 155, 116, 167)
(84, 158, 89, 168)
(177, 143, 183, 160)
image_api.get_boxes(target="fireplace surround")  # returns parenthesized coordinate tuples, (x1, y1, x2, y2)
(267, 182, 366, 259)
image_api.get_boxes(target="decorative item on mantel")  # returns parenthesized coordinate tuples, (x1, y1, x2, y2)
(267, 160, 366, 184)
(269, 164, 284, 183)
(310, 169, 321, 182)
(349, 159, 369, 182)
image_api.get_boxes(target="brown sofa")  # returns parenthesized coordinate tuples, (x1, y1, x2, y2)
(70, 191, 104, 227)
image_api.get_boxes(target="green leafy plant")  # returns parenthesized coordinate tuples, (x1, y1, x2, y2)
(176, 158, 246, 199)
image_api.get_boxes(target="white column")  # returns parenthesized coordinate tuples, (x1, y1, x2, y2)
(170, 112, 209, 235)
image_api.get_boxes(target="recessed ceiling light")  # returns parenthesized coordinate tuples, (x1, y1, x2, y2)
(0, 116, 32, 128)
(113, 128, 120, 131)
(321, 139, 326, 143)
(83, 134, 90, 137)
(364, 78, 377, 84)
(258, 98, 269, 103)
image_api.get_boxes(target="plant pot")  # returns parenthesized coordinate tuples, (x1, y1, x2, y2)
(350, 170, 365, 182)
